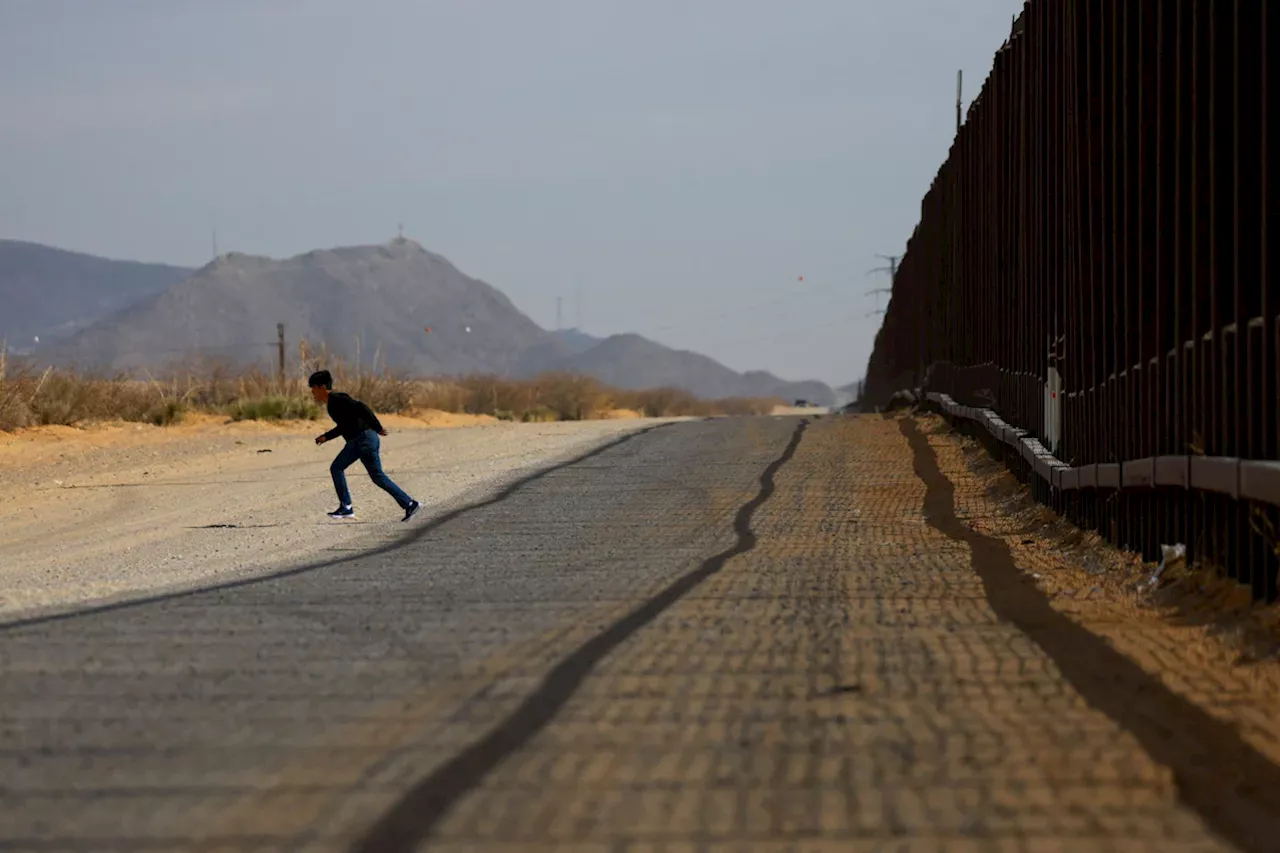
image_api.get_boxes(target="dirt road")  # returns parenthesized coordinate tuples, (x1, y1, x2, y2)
(0, 415, 666, 620)
(3, 414, 1280, 851)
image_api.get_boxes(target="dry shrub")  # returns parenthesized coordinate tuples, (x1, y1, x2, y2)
(0, 334, 786, 430)
(453, 375, 533, 418)
(227, 396, 321, 422)
(521, 405, 559, 423)
(412, 380, 469, 414)
(529, 372, 611, 421)
(295, 338, 418, 413)
(0, 342, 37, 430)
(618, 387, 700, 417)
(144, 399, 189, 426)
(0, 343, 189, 429)
(26, 374, 147, 425)
(346, 373, 416, 414)
(148, 359, 293, 412)
(614, 390, 785, 418)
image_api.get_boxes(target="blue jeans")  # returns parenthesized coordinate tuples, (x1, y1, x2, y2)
(330, 430, 413, 510)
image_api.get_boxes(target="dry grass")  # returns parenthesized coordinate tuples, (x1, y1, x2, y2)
(0, 339, 785, 431)
(1, 340, 192, 429)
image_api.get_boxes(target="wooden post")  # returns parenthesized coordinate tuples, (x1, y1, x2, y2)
(277, 323, 286, 385)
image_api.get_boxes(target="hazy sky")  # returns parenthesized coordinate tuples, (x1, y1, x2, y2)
(2, 0, 1023, 386)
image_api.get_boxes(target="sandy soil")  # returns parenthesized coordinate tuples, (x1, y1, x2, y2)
(0, 410, 494, 468)
(935, 418, 1280, 669)
(0, 414, 669, 622)
(921, 414, 1280, 768)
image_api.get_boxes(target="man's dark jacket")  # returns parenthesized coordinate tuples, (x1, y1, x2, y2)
(321, 392, 385, 442)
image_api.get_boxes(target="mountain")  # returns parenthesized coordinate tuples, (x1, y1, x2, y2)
(527, 333, 835, 404)
(552, 327, 602, 355)
(30, 237, 835, 403)
(0, 240, 193, 351)
(40, 239, 566, 375)
(740, 370, 835, 406)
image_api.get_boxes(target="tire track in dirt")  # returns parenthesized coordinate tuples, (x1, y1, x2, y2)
(350, 419, 810, 853)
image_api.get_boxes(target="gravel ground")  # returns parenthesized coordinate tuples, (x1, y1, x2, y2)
(0, 418, 673, 621)
(0, 417, 772, 850)
(5, 415, 1278, 851)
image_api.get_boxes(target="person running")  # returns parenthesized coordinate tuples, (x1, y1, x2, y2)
(308, 370, 420, 521)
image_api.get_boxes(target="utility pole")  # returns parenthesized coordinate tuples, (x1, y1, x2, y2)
(277, 323, 286, 385)
(556, 297, 563, 331)
(956, 70, 963, 134)
(212, 228, 219, 259)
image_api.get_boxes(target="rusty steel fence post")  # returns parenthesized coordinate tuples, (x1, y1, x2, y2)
(864, 0, 1279, 603)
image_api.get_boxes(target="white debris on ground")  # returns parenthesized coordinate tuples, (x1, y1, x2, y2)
(1149, 542, 1188, 588)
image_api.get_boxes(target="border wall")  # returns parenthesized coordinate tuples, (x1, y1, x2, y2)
(863, 1, 1278, 600)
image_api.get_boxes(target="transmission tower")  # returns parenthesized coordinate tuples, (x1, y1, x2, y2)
(865, 254, 900, 316)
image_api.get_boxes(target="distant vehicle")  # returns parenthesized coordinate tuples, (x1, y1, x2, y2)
(793, 399, 811, 407)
